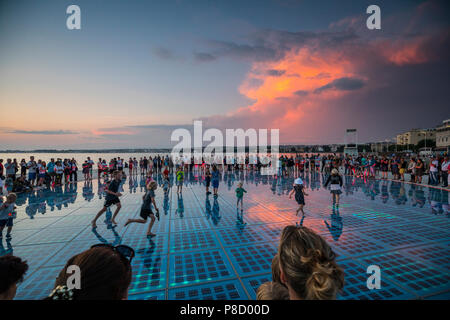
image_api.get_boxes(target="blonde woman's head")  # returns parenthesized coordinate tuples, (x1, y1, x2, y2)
(278, 225, 344, 300)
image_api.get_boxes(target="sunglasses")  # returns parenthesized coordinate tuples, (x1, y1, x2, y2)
(91, 244, 135, 263)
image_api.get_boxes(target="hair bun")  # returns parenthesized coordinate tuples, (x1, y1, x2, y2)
(48, 285, 75, 300)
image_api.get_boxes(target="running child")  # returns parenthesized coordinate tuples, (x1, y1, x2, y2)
(124, 181, 159, 237)
(235, 182, 247, 224)
(176, 166, 184, 194)
(91, 170, 123, 228)
(324, 169, 343, 205)
(289, 178, 308, 217)
(0, 193, 17, 240)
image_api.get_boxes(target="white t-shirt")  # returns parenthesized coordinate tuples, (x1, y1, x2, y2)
(441, 161, 449, 172)
(430, 160, 438, 172)
(27, 161, 37, 173)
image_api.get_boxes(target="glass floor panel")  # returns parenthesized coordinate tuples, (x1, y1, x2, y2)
(1, 171, 448, 300)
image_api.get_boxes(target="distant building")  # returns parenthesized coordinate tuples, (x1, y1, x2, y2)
(370, 141, 395, 153)
(396, 128, 436, 146)
(435, 119, 450, 150)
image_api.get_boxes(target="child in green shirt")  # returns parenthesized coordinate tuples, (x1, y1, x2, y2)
(235, 182, 247, 224)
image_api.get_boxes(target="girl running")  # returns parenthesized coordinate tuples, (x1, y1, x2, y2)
(289, 178, 308, 217)
(324, 169, 343, 205)
(125, 181, 159, 237)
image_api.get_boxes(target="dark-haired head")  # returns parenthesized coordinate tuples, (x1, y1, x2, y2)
(0, 255, 29, 300)
(278, 226, 344, 300)
(48, 246, 132, 300)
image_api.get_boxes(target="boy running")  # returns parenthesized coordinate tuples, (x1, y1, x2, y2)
(91, 170, 123, 228)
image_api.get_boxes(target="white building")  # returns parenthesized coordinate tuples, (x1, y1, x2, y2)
(436, 119, 450, 150)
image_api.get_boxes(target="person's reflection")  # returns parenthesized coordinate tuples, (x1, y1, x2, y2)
(429, 187, 444, 215)
(91, 220, 122, 245)
(441, 190, 449, 217)
(324, 205, 343, 241)
(82, 180, 94, 202)
(211, 194, 221, 225)
(163, 192, 170, 216)
(176, 193, 184, 218)
(0, 238, 13, 256)
(98, 180, 106, 200)
(139, 175, 146, 192)
(205, 194, 212, 220)
(136, 236, 157, 257)
(412, 185, 425, 208)
(381, 180, 389, 203)
(296, 214, 306, 227)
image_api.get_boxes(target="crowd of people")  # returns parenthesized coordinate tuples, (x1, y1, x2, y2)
(1, 153, 448, 196)
(0, 151, 448, 300)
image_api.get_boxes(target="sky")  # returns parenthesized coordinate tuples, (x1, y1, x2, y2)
(0, 0, 449, 150)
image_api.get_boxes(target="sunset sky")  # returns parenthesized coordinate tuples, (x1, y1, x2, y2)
(0, 0, 449, 149)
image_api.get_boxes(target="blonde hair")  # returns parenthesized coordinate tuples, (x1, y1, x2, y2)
(278, 226, 344, 300)
(331, 168, 339, 175)
(256, 281, 290, 300)
(147, 181, 157, 190)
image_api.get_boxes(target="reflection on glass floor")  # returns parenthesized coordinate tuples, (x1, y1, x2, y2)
(1, 171, 449, 300)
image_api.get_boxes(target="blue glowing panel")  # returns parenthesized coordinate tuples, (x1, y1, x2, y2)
(168, 279, 248, 300)
(169, 250, 235, 287)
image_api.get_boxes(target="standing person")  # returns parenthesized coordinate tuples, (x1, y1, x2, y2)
(441, 156, 449, 188)
(0, 193, 17, 240)
(82, 161, 90, 181)
(211, 165, 220, 196)
(399, 158, 407, 181)
(0, 255, 29, 300)
(323, 169, 343, 205)
(415, 159, 424, 184)
(37, 161, 47, 188)
(87, 157, 94, 178)
(46, 158, 56, 183)
(91, 171, 123, 228)
(4, 159, 16, 182)
(408, 158, 416, 183)
(27, 156, 37, 187)
(54, 161, 64, 186)
(380, 157, 389, 179)
(429, 156, 439, 186)
(235, 182, 247, 218)
(124, 181, 159, 237)
(63, 160, 71, 184)
(176, 166, 184, 194)
(70, 160, 78, 183)
(205, 169, 211, 195)
(128, 158, 133, 176)
(289, 178, 308, 217)
(20, 159, 27, 178)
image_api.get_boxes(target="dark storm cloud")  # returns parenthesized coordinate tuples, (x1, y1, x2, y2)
(314, 77, 365, 94)
(266, 69, 286, 76)
(294, 90, 308, 96)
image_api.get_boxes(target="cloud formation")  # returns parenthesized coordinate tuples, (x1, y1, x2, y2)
(197, 1, 450, 144)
